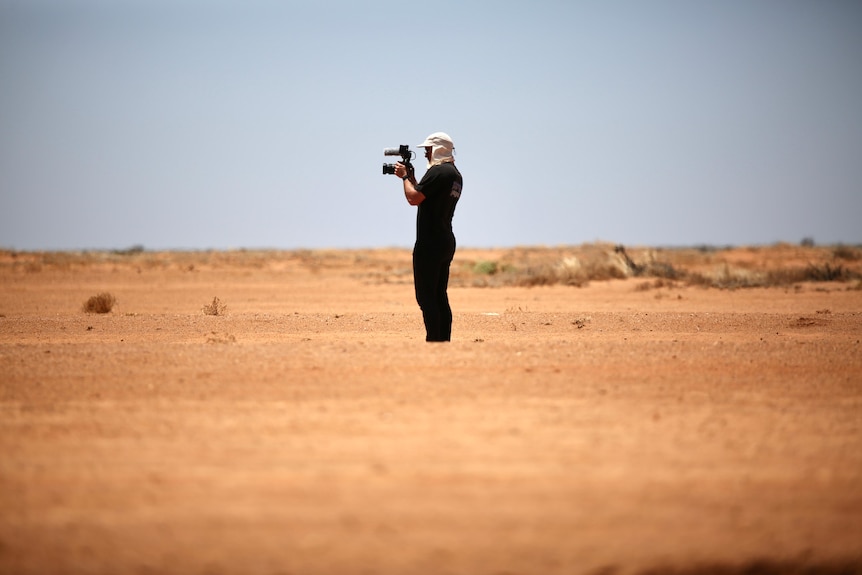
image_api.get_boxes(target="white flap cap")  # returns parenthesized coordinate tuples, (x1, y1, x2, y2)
(418, 132, 454, 149)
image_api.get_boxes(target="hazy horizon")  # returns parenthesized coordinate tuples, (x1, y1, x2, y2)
(2, 239, 855, 254)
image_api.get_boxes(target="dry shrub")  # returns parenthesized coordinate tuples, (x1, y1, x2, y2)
(690, 265, 766, 289)
(206, 331, 236, 343)
(516, 264, 564, 287)
(555, 257, 588, 286)
(202, 296, 227, 316)
(83, 292, 117, 314)
(683, 261, 859, 289)
(833, 245, 861, 261)
(514, 252, 630, 287)
(767, 263, 856, 285)
(642, 261, 683, 279)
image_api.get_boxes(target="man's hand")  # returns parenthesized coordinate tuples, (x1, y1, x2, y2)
(397, 163, 424, 206)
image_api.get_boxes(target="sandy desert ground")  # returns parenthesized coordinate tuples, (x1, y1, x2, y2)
(1, 244, 861, 575)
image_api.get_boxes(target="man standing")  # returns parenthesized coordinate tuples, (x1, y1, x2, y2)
(393, 132, 463, 342)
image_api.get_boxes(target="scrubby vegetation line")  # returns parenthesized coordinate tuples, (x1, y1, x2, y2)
(460, 243, 862, 289)
(2, 242, 861, 290)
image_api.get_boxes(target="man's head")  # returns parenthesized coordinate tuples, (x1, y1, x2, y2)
(418, 132, 455, 168)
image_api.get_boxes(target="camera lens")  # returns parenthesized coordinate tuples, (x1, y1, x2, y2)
(382, 163, 396, 175)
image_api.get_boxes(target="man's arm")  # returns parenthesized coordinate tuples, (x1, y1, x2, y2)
(395, 162, 425, 206)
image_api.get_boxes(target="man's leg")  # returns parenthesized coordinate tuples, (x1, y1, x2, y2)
(413, 251, 443, 341)
(437, 260, 452, 341)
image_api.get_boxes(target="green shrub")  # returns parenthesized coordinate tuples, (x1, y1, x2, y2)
(473, 260, 499, 275)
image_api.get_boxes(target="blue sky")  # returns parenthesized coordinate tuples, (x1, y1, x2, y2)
(1, 0, 860, 251)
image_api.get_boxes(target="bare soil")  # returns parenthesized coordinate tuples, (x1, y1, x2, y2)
(1, 246, 861, 575)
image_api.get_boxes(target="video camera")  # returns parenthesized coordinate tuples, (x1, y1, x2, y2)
(382, 145, 415, 179)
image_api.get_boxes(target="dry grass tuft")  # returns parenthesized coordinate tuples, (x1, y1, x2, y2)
(202, 296, 227, 316)
(83, 292, 117, 314)
(206, 331, 236, 343)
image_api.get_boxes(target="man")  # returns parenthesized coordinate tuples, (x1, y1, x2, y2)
(393, 132, 463, 342)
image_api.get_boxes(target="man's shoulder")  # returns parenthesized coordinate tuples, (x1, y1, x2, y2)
(432, 162, 461, 177)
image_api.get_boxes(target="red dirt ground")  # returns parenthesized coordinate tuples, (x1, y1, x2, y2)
(1, 247, 860, 575)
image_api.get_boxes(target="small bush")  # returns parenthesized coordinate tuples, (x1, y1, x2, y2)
(473, 260, 499, 275)
(515, 264, 573, 287)
(554, 257, 588, 286)
(202, 296, 227, 316)
(83, 292, 117, 314)
(833, 245, 861, 261)
(643, 261, 683, 280)
(803, 262, 852, 282)
(685, 266, 765, 289)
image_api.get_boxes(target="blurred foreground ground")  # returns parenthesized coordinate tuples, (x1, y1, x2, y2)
(1, 245, 861, 575)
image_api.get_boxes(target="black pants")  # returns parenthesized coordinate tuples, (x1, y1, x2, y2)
(413, 238, 455, 342)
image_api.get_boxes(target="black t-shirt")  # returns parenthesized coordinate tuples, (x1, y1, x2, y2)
(414, 161, 463, 246)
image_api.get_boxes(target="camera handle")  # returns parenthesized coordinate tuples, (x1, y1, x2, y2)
(402, 155, 415, 182)
(395, 147, 416, 182)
